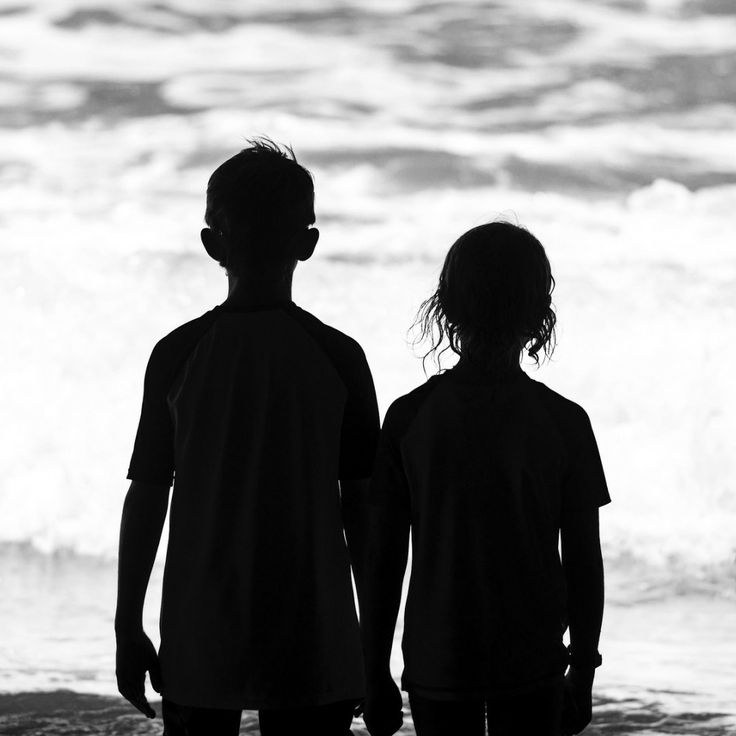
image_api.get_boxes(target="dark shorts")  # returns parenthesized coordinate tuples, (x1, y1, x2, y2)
(162, 697, 358, 736)
(409, 676, 565, 736)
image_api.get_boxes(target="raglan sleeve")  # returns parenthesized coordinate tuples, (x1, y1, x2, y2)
(338, 342, 380, 480)
(126, 340, 176, 487)
(561, 406, 611, 518)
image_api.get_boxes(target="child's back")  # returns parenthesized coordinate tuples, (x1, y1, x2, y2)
(116, 140, 378, 734)
(132, 301, 375, 708)
(374, 361, 607, 697)
(358, 222, 609, 736)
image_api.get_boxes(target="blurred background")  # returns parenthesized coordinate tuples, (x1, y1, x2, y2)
(1, 0, 735, 731)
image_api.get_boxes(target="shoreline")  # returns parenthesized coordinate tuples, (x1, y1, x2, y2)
(3, 545, 736, 731)
(1, 689, 735, 735)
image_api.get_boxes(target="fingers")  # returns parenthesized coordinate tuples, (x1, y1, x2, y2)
(148, 656, 163, 694)
(560, 713, 589, 736)
(116, 634, 162, 717)
(138, 636, 163, 695)
(131, 695, 156, 719)
(365, 719, 403, 736)
(118, 680, 156, 719)
(364, 711, 403, 736)
(117, 662, 157, 719)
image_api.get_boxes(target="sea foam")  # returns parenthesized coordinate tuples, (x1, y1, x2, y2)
(1, 0, 735, 597)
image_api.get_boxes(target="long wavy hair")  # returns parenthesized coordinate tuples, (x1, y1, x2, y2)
(414, 221, 556, 373)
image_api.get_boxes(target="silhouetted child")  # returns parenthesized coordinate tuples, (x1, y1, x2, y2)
(357, 222, 610, 736)
(115, 139, 379, 736)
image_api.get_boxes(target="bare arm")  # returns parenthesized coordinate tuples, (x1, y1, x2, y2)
(115, 480, 169, 718)
(352, 491, 409, 736)
(561, 506, 604, 675)
(344, 397, 409, 736)
(356, 496, 410, 680)
(560, 506, 604, 735)
(115, 481, 169, 635)
(340, 477, 372, 585)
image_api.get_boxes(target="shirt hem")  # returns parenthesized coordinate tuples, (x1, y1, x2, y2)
(161, 686, 365, 711)
(126, 470, 174, 487)
(402, 669, 564, 701)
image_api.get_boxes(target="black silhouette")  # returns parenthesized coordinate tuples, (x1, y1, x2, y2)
(355, 222, 610, 736)
(115, 138, 379, 736)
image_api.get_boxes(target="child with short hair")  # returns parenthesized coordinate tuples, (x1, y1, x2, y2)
(358, 221, 609, 736)
(115, 138, 379, 736)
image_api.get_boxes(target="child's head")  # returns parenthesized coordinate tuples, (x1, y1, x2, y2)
(417, 221, 556, 370)
(201, 138, 318, 275)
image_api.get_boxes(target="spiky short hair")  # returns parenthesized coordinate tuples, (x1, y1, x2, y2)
(205, 138, 315, 270)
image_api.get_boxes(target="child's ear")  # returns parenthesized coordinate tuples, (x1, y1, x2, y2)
(296, 227, 319, 262)
(201, 228, 226, 263)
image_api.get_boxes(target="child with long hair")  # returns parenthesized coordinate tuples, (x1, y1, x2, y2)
(357, 221, 610, 736)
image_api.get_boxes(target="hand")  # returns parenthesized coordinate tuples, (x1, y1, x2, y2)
(363, 672, 403, 736)
(115, 629, 162, 718)
(560, 666, 594, 735)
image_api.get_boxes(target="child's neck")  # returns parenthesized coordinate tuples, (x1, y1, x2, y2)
(223, 270, 294, 308)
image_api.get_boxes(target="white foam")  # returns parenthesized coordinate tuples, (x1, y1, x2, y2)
(1, 1, 735, 593)
(2, 169, 735, 581)
(528, 0, 736, 63)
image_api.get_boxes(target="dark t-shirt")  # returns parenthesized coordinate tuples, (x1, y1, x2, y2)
(127, 301, 379, 709)
(371, 361, 610, 699)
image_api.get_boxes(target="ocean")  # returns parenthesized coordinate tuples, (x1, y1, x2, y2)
(1, 0, 735, 732)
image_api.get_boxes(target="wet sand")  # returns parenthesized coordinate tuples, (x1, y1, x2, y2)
(1, 690, 735, 735)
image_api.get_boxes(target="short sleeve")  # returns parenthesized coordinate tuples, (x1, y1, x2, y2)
(562, 408, 611, 516)
(127, 342, 175, 486)
(368, 399, 411, 510)
(339, 345, 380, 480)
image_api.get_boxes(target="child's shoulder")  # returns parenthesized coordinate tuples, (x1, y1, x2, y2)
(524, 376, 593, 430)
(149, 308, 220, 359)
(391, 374, 445, 408)
(288, 305, 364, 351)
(285, 305, 370, 373)
(383, 374, 446, 434)
(143, 308, 221, 383)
